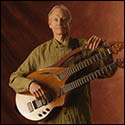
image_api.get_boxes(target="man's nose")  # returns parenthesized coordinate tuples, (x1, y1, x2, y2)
(58, 19, 63, 26)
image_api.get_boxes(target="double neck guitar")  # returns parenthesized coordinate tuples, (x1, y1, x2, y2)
(16, 42, 124, 121)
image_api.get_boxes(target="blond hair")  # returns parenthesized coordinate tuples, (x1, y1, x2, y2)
(48, 4, 72, 23)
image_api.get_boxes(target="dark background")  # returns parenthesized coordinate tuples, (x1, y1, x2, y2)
(1, 1, 124, 124)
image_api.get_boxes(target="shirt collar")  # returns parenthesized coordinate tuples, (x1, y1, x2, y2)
(53, 35, 70, 48)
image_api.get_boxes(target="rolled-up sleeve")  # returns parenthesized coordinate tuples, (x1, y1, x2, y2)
(9, 46, 40, 93)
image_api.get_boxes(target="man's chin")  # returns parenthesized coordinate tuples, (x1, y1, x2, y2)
(56, 31, 67, 35)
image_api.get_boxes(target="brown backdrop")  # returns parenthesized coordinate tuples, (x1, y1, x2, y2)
(1, 1, 124, 124)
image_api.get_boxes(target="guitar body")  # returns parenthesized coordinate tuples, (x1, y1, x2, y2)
(16, 67, 69, 121)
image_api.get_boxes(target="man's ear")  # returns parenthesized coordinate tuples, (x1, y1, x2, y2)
(49, 24, 52, 29)
(48, 20, 52, 29)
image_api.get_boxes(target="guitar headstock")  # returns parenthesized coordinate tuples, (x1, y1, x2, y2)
(110, 42, 124, 54)
(115, 58, 124, 68)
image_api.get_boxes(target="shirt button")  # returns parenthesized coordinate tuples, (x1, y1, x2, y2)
(63, 108, 67, 115)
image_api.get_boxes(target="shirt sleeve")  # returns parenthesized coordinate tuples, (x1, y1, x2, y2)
(9, 46, 41, 93)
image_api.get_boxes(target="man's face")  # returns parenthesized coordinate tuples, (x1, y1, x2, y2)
(49, 8, 70, 36)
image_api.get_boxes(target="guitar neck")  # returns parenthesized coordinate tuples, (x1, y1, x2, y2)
(58, 48, 112, 80)
(62, 62, 116, 94)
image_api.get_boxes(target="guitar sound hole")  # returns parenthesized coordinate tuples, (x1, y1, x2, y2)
(42, 111, 47, 114)
(38, 113, 42, 117)
(46, 108, 50, 111)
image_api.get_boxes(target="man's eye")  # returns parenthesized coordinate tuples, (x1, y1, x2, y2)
(62, 18, 67, 22)
(54, 18, 58, 21)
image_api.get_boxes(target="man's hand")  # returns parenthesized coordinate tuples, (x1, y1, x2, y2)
(29, 82, 46, 99)
(85, 35, 102, 50)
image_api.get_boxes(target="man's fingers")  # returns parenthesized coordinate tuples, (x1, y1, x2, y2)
(91, 37, 101, 50)
(29, 82, 47, 99)
(95, 38, 101, 48)
(87, 35, 95, 44)
(87, 35, 102, 50)
(31, 89, 46, 99)
(38, 89, 47, 100)
(32, 91, 39, 99)
(36, 89, 43, 98)
(87, 35, 96, 49)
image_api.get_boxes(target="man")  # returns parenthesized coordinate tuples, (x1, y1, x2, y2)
(9, 4, 115, 124)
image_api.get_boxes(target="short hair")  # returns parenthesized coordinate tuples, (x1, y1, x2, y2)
(48, 4, 72, 23)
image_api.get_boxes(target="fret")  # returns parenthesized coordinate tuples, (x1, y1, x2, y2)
(86, 59, 90, 65)
(75, 65, 79, 72)
(75, 81, 78, 88)
(95, 69, 103, 78)
(75, 81, 79, 88)
(90, 73, 95, 79)
(84, 61, 88, 67)
(89, 58, 93, 64)
(71, 67, 75, 74)
(72, 83, 75, 89)
(100, 68, 105, 74)
(68, 70, 72, 77)
(79, 61, 85, 69)
(107, 48, 112, 54)
(65, 70, 69, 77)
(104, 66, 109, 73)
(79, 63, 83, 70)
(72, 82, 76, 89)
(77, 79, 81, 86)
(91, 56, 96, 62)
(74, 65, 78, 72)
(98, 53, 102, 59)
(83, 77, 87, 83)
(77, 63, 81, 71)
(88, 74, 92, 81)
(69, 84, 72, 91)
(95, 54, 99, 60)
(97, 70, 102, 76)
(86, 76, 89, 82)
(108, 65, 113, 71)
(91, 74, 94, 80)
(80, 78, 84, 84)
(69, 68, 73, 75)
(99, 53, 104, 58)
(70, 68, 73, 74)
(68, 70, 72, 76)
(99, 52, 104, 59)
(74, 66, 78, 73)
(89, 74, 93, 80)
(73, 67, 77, 73)
(93, 72, 97, 79)
(94, 71, 98, 78)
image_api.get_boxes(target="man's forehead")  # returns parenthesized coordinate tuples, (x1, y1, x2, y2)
(52, 8, 67, 17)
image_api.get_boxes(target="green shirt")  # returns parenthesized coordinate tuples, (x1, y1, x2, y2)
(9, 37, 116, 124)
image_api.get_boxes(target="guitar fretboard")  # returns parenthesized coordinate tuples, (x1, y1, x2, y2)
(61, 62, 116, 94)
